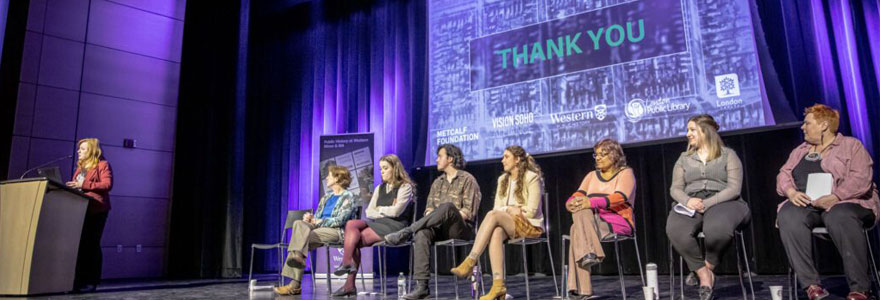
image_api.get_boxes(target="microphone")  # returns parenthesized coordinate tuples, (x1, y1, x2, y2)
(20, 155, 74, 179)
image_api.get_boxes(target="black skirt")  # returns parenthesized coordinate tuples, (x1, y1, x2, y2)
(366, 217, 408, 237)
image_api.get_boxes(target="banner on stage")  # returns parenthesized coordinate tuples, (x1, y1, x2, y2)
(314, 133, 375, 278)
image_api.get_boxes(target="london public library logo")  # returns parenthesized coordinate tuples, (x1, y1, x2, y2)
(714, 73, 740, 98)
(625, 98, 646, 121)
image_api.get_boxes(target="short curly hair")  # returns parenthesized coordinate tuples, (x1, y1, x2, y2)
(328, 165, 352, 189)
(804, 104, 840, 134)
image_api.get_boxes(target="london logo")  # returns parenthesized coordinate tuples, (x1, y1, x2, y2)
(714, 73, 740, 98)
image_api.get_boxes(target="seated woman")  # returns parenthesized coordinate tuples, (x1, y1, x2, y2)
(274, 165, 356, 295)
(331, 154, 415, 297)
(776, 104, 880, 300)
(666, 114, 750, 300)
(565, 139, 636, 299)
(450, 145, 544, 300)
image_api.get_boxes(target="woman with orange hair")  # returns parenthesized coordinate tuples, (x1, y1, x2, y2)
(777, 104, 880, 300)
(66, 138, 113, 292)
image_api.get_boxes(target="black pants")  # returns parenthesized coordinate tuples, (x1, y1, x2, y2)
(778, 202, 875, 292)
(666, 200, 751, 272)
(74, 211, 109, 288)
(410, 202, 474, 280)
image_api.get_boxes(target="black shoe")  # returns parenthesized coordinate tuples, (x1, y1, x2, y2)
(384, 228, 413, 245)
(331, 286, 357, 298)
(698, 286, 714, 300)
(402, 280, 430, 299)
(686, 271, 698, 286)
(333, 264, 357, 276)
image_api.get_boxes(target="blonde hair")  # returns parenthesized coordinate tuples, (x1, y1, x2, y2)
(379, 154, 414, 189)
(499, 145, 542, 205)
(686, 114, 724, 161)
(77, 138, 103, 171)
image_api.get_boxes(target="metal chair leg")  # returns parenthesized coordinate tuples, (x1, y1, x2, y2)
(248, 246, 255, 282)
(615, 240, 626, 299)
(453, 246, 459, 299)
(546, 238, 560, 297)
(325, 247, 332, 292)
(669, 242, 675, 300)
(734, 233, 747, 300)
(308, 252, 317, 294)
(739, 232, 755, 300)
(634, 235, 645, 286)
(561, 237, 567, 298)
(434, 245, 439, 300)
(865, 230, 880, 287)
(679, 256, 684, 300)
(522, 242, 531, 300)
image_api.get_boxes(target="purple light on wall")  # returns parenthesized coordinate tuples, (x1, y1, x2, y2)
(829, 0, 873, 153)
(810, 0, 841, 108)
(865, 1, 880, 114)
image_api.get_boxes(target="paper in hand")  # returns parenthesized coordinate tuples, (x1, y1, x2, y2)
(674, 203, 696, 217)
(806, 173, 833, 202)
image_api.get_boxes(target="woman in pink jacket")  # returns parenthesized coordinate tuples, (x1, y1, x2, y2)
(66, 138, 113, 292)
(776, 104, 880, 300)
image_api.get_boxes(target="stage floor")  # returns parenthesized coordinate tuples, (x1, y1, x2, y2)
(11, 274, 857, 299)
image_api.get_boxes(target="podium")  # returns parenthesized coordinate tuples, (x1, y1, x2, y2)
(0, 178, 90, 295)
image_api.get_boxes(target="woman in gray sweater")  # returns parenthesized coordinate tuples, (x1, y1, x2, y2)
(666, 114, 750, 300)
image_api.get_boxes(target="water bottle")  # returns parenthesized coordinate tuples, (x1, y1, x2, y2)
(646, 263, 658, 299)
(471, 265, 480, 297)
(398, 272, 407, 298)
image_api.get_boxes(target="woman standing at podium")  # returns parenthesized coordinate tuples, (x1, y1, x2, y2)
(66, 138, 112, 292)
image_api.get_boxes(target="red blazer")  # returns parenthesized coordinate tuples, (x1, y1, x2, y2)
(73, 160, 113, 213)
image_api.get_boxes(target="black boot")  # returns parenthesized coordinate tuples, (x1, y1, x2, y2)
(402, 280, 430, 299)
(384, 227, 414, 245)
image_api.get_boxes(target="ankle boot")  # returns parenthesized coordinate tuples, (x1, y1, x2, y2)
(402, 280, 430, 299)
(480, 279, 507, 300)
(273, 280, 302, 295)
(450, 257, 477, 278)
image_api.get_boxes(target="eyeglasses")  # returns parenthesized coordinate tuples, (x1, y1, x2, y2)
(592, 152, 610, 159)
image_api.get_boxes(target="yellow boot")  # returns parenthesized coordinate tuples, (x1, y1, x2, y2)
(273, 280, 302, 295)
(450, 257, 477, 278)
(480, 279, 507, 300)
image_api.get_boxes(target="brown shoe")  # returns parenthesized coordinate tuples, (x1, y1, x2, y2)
(807, 285, 829, 300)
(450, 257, 477, 278)
(847, 291, 870, 300)
(479, 279, 507, 300)
(286, 251, 306, 268)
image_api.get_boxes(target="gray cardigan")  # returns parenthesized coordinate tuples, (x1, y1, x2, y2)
(669, 147, 743, 209)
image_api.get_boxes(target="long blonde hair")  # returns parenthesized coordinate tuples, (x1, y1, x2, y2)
(77, 138, 103, 171)
(686, 114, 724, 161)
(380, 154, 414, 189)
(499, 145, 542, 205)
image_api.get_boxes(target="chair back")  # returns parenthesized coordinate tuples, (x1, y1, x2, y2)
(283, 209, 312, 242)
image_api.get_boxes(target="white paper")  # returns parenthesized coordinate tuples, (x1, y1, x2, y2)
(673, 203, 696, 217)
(806, 173, 833, 202)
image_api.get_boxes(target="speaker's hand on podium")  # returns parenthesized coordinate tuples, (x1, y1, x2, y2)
(66, 181, 82, 189)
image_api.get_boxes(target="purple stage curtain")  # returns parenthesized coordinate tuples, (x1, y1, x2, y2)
(277, 0, 428, 212)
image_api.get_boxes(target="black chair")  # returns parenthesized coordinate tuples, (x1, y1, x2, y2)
(561, 209, 645, 299)
(371, 197, 419, 295)
(788, 227, 880, 299)
(307, 205, 366, 293)
(432, 213, 485, 299)
(670, 230, 755, 300)
(248, 209, 310, 286)
(506, 192, 560, 300)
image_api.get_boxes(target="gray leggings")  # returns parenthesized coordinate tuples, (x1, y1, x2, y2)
(666, 200, 751, 272)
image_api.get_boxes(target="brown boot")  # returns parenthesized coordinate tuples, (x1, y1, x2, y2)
(480, 279, 507, 300)
(450, 257, 477, 278)
(273, 280, 302, 295)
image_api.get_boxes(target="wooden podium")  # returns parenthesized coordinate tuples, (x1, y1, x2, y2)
(0, 178, 90, 295)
